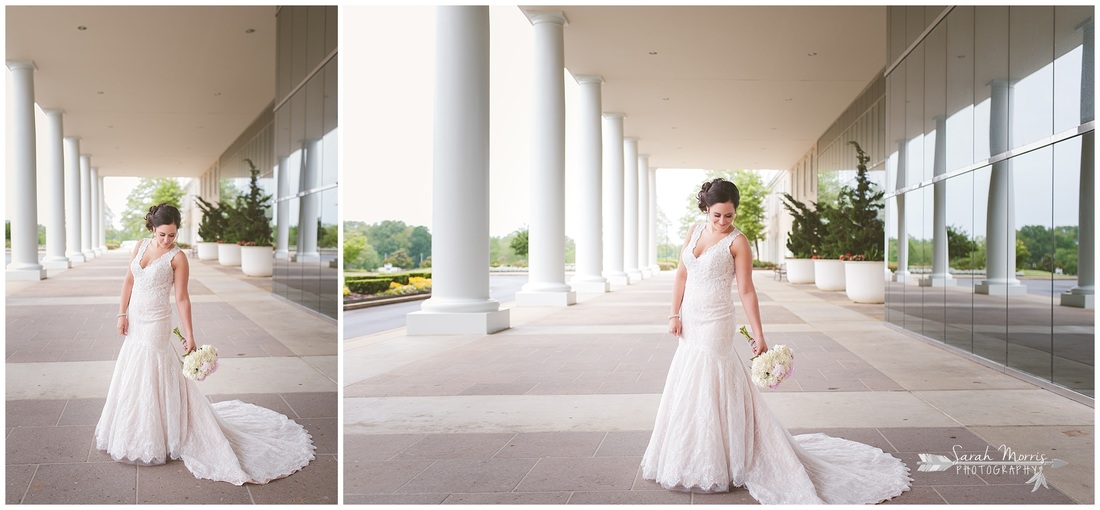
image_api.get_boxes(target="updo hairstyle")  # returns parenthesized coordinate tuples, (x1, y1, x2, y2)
(145, 203, 182, 231)
(696, 178, 740, 212)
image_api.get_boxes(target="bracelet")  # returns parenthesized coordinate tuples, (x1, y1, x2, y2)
(117, 313, 127, 317)
(668, 314, 680, 320)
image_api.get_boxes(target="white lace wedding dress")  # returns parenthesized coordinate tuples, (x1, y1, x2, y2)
(640, 225, 911, 504)
(95, 238, 315, 485)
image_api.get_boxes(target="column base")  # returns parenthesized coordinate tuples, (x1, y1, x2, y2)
(1060, 291, 1095, 309)
(570, 280, 610, 293)
(893, 270, 912, 283)
(974, 281, 1028, 296)
(516, 290, 577, 307)
(41, 257, 71, 270)
(67, 253, 86, 265)
(605, 274, 629, 286)
(640, 267, 653, 278)
(82, 250, 96, 260)
(406, 309, 510, 335)
(293, 253, 321, 263)
(916, 274, 957, 287)
(98, 245, 108, 253)
(7, 267, 47, 281)
(626, 269, 642, 283)
(92, 247, 105, 256)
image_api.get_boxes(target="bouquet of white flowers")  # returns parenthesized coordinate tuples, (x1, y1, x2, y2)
(739, 325, 794, 389)
(173, 327, 219, 381)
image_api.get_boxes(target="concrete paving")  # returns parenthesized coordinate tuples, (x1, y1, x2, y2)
(6, 248, 337, 504)
(345, 270, 1092, 505)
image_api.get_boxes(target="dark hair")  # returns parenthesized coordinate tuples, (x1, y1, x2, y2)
(696, 178, 740, 212)
(145, 203, 182, 231)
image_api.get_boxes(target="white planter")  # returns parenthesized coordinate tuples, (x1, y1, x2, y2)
(217, 243, 241, 266)
(196, 242, 219, 260)
(845, 260, 886, 303)
(240, 245, 274, 277)
(813, 258, 846, 291)
(785, 258, 815, 284)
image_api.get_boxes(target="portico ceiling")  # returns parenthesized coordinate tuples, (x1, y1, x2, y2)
(6, 6, 275, 178)
(537, 5, 886, 170)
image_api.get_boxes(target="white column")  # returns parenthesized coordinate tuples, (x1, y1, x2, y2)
(1062, 19, 1094, 308)
(407, 5, 509, 335)
(64, 136, 84, 264)
(275, 155, 291, 259)
(602, 113, 628, 286)
(90, 168, 103, 255)
(80, 154, 95, 260)
(6, 61, 46, 280)
(637, 154, 652, 278)
(569, 75, 609, 293)
(622, 137, 641, 283)
(98, 175, 107, 252)
(517, 10, 575, 307)
(41, 109, 70, 269)
(920, 115, 954, 287)
(976, 79, 1026, 295)
(893, 140, 910, 283)
(297, 139, 321, 262)
(648, 167, 660, 272)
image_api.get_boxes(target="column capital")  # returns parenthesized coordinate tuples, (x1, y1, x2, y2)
(603, 112, 626, 120)
(42, 108, 64, 116)
(574, 74, 604, 85)
(639, 154, 650, 160)
(6, 60, 37, 72)
(64, 135, 80, 142)
(523, 10, 568, 27)
(624, 136, 639, 143)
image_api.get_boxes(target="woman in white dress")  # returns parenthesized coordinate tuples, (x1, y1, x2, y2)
(95, 203, 315, 485)
(640, 179, 911, 504)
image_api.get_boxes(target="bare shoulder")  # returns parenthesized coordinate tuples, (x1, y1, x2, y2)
(171, 248, 190, 268)
(728, 229, 751, 256)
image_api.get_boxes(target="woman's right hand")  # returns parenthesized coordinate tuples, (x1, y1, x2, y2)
(117, 316, 128, 336)
(668, 317, 682, 337)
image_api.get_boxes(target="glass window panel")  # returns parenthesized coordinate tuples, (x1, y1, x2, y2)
(925, 22, 947, 182)
(905, 46, 926, 186)
(1052, 135, 1093, 396)
(323, 60, 338, 187)
(886, 196, 904, 327)
(277, 9, 292, 104)
(904, 187, 924, 333)
(1006, 147, 1054, 380)
(889, 7, 908, 66)
(1054, 7, 1093, 132)
(284, 196, 303, 306)
(945, 171, 975, 351)
(971, 164, 1007, 365)
(291, 6, 309, 91)
(907, 6, 927, 50)
(974, 7, 1009, 162)
(887, 70, 905, 192)
(307, 6, 327, 70)
(946, 6, 975, 172)
(325, 6, 338, 56)
(918, 186, 945, 341)
(319, 187, 339, 319)
(305, 72, 325, 160)
(1009, 6, 1055, 150)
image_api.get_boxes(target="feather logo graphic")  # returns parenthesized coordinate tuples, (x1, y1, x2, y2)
(918, 451, 1068, 492)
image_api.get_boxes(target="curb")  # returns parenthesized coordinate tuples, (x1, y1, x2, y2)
(343, 293, 430, 311)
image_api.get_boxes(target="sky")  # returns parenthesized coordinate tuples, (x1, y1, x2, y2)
(341, 5, 714, 243)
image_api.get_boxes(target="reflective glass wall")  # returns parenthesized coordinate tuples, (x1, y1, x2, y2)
(884, 6, 1094, 396)
(272, 6, 338, 320)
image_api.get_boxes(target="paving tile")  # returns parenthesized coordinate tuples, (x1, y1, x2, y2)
(346, 493, 449, 504)
(57, 398, 108, 426)
(879, 426, 992, 453)
(515, 456, 640, 492)
(298, 417, 337, 456)
(398, 458, 538, 493)
(345, 433, 426, 462)
(894, 451, 988, 487)
(595, 431, 653, 457)
(280, 391, 338, 418)
(6, 350, 67, 363)
(880, 486, 946, 504)
(344, 459, 434, 494)
(525, 381, 603, 395)
(6, 399, 66, 427)
(444, 492, 572, 504)
(136, 461, 252, 504)
(396, 433, 515, 460)
(690, 487, 759, 504)
(458, 382, 539, 396)
(7, 425, 95, 464)
(595, 380, 667, 394)
(248, 453, 337, 504)
(59, 348, 123, 362)
(22, 461, 136, 504)
(496, 431, 607, 458)
(568, 490, 691, 504)
(7, 464, 36, 504)
(933, 483, 1075, 504)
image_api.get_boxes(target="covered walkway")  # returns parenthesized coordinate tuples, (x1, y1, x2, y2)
(344, 270, 1092, 504)
(5, 249, 337, 504)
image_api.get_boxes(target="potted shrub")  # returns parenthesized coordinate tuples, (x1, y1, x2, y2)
(194, 196, 224, 261)
(814, 201, 848, 291)
(839, 141, 886, 303)
(216, 197, 242, 266)
(780, 193, 822, 284)
(235, 159, 275, 277)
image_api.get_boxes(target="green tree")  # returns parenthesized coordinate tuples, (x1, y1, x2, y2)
(821, 142, 885, 260)
(817, 171, 844, 205)
(344, 233, 367, 269)
(120, 178, 186, 239)
(383, 248, 414, 269)
(366, 220, 410, 258)
(407, 226, 432, 267)
(946, 224, 977, 261)
(564, 236, 576, 265)
(780, 194, 823, 259)
(233, 160, 274, 246)
(510, 228, 529, 257)
(729, 170, 767, 254)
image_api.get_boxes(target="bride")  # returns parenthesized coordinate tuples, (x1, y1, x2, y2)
(640, 179, 911, 504)
(95, 203, 314, 485)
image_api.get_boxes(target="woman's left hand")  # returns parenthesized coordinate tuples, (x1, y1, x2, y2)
(752, 337, 769, 356)
(182, 336, 197, 355)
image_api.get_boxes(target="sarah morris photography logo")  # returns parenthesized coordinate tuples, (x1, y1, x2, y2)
(918, 444, 1068, 492)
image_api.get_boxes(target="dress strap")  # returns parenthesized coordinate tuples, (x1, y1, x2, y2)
(136, 238, 152, 259)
